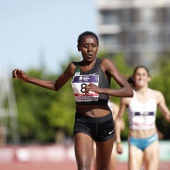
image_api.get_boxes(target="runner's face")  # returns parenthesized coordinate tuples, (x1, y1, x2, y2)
(133, 68, 150, 88)
(78, 35, 98, 62)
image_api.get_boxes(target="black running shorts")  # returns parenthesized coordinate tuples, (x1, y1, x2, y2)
(73, 112, 114, 142)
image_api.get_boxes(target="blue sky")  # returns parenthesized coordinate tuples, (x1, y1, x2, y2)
(0, 0, 97, 76)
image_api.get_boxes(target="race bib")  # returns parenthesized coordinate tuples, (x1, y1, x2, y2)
(71, 75, 99, 102)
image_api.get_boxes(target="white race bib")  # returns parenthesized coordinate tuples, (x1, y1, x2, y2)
(71, 75, 99, 102)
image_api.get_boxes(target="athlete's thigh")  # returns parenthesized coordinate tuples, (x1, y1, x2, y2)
(143, 140, 159, 170)
(95, 138, 114, 169)
(129, 144, 144, 170)
(74, 133, 94, 167)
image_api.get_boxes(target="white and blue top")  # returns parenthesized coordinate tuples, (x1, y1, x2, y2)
(127, 88, 157, 130)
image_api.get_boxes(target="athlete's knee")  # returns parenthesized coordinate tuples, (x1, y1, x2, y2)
(77, 161, 91, 170)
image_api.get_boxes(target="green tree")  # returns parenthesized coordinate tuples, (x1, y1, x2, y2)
(13, 56, 80, 144)
(13, 69, 60, 143)
(150, 56, 170, 139)
(12, 53, 170, 144)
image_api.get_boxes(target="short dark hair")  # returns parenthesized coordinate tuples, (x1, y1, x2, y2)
(77, 31, 99, 46)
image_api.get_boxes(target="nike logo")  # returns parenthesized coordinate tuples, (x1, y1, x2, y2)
(109, 130, 114, 135)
